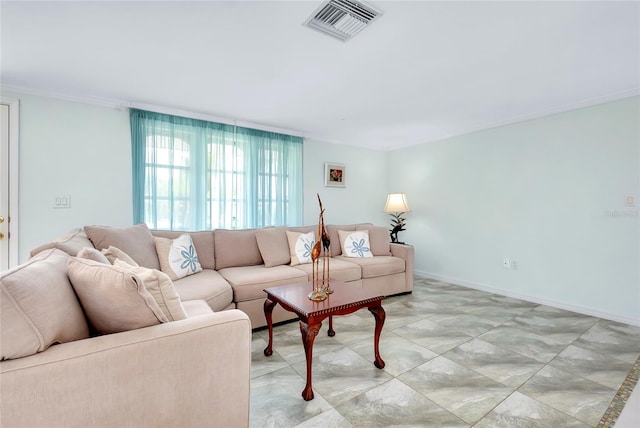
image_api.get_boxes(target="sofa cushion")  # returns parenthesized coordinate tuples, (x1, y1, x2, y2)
(67, 257, 168, 334)
(151, 230, 215, 270)
(292, 258, 362, 283)
(214, 228, 263, 269)
(1, 249, 90, 360)
(77, 246, 110, 264)
(286, 231, 316, 266)
(85, 223, 160, 269)
(29, 228, 93, 258)
(154, 234, 203, 280)
(218, 265, 307, 302)
(338, 230, 373, 258)
(356, 225, 391, 256)
(113, 260, 187, 322)
(172, 270, 234, 312)
(101, 246, 139, 266)
(335, 255, 405, 279)
(255, 226, 290, 267)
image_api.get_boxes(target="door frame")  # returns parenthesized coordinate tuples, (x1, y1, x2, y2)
(1, 97, 20, 268)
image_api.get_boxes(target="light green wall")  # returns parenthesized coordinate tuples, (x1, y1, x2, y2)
(10, 93, 133, 261)
(389, 96, 640, 324)
(303, 139, 388, 227)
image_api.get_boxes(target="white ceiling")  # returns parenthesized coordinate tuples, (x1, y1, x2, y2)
(1, 0, 639, 151)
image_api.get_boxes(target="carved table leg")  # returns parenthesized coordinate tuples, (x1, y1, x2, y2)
(328, 315, 335, 337)
(263, 298, 277, 357)
(369, 305, 386, 369)
(300, 320, 322, 401)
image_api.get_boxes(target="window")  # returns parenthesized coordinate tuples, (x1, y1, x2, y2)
(131, 109, 303, 230)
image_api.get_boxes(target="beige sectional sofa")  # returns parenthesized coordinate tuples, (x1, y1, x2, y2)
(1, 222, 413, 427)
(1, 247, 251, 428)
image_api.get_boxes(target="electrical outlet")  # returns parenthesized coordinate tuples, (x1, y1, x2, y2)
(503, 258, 510, 269)
(510, 260, 518, 270)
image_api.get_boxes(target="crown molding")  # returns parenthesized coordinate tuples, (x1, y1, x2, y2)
(431, 87, 640, 144)
(3, 83, 637, 150)
(0, 84, 307, 139)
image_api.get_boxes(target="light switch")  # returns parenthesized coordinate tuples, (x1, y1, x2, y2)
(626, 196, 635, 207)
(53, 195, 71, 209)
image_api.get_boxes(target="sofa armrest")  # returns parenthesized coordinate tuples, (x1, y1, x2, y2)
(1, 310, 251, 428)
(390, 243, 415, 292)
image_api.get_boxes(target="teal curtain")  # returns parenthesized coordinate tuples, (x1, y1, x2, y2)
(130, 109, 303, 230)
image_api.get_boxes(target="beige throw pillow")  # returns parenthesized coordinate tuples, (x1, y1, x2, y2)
(29, 228, 94, 258)
(77, 247, 110, 264)
(286, 231, 316, 266)
(85, 223, 160, 269)
(1, 249, 90, 360)
(338, 230, 373, 258)
(154, 234, 203, 280)
(113, 260, 187, 322)
(67, 257, 168, 335)
(214, 229, 263, 269)
(101, 246, 139, 266)
(255, 227, 291, 267)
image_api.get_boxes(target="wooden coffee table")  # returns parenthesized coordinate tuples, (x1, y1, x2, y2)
(263, 280, 386, 401)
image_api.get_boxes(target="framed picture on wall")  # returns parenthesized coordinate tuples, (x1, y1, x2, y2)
(324, 162, 345, 187)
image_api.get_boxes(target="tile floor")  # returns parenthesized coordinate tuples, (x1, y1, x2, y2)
(250, 277, 640, 427)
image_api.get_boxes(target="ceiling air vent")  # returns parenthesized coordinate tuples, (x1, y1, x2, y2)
(304, 0, 383, 42)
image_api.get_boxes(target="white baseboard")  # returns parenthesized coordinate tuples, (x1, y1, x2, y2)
(414, 270, 640, 327)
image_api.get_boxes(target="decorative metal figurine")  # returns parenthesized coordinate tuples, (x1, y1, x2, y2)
(308, 194, 332, 301)
(318, 194, 332, 294)
(308, 214, 325, 301)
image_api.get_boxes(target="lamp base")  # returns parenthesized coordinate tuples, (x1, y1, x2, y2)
(389, 230, 406, 246)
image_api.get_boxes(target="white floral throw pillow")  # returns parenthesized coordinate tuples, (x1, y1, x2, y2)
(338, 230, 373, 258)
(286, 231, 316, 266)
(154, 234, 203, 280)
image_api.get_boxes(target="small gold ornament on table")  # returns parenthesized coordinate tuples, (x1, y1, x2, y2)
(308, 194, 332, 301)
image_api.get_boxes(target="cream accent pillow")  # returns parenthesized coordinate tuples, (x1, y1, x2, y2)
(152, 230, 215, 269)
(255, 227, 291, 267)
(67, 257, 168, 335)
(326, 224, 356, 256)
(338, 230, 373, 258)
(286, 231, 316, 266)
(101, 246, 139, 266)
(113, 260, 187, 321)
(154, 234, 203, 280)
(77, 247, 110, 264)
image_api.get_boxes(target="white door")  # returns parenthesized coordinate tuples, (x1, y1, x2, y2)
(0, 99, 19, 270)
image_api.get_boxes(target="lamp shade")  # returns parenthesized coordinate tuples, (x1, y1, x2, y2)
(384, 193, 411, 213)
